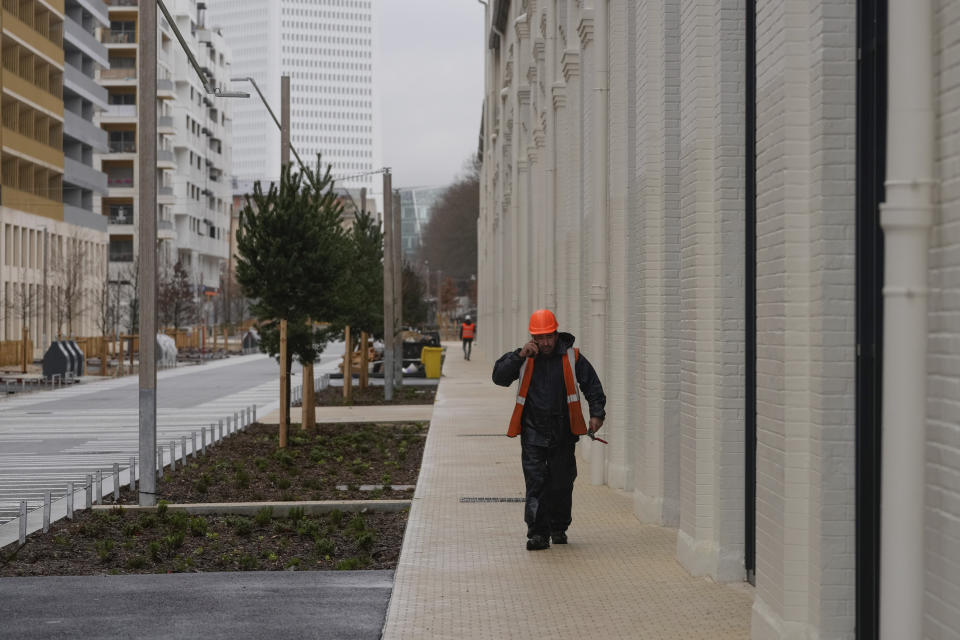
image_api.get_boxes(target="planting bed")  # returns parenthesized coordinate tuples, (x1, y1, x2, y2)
(1, 503, 406, 576)
(0, 420, 428, 575)
(303, 385, 436, 406)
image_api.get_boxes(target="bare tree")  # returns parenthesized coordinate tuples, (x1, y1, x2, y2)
(159, 261, 197, 330)
(49, 230, 95, 338)
(4, 273, 41, 341)
(419, 155, 479, 283)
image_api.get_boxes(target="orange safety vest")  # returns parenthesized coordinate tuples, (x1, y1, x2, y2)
(507, 347, 588, 437)
(462, 323, 476, 339)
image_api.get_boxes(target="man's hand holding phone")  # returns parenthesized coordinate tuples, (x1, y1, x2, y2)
(519, 341, 539, 358)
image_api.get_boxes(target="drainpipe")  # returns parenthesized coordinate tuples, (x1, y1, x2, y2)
(879, 0, 934, 637)
(589, 0, 608, 486)
(545, 7, 556, 313)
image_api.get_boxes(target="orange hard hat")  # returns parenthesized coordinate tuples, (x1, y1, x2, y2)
(528, 309, 559, 335)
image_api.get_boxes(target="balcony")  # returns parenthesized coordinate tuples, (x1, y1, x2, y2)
(109, 249, 134, 262)
(108, 209, 133, 224)
(64, 15, 109, 68)
(63, 109, 109, 152)
(158, 115, 175, 133)
(157, 149, 176, 168)
(100, 67, 136, 83)
(105, 0, 138, 7)
(105, 31, 136, 45)
(106, 168, 134, 189)
(64, 204, 108, 232)
(108, 139, 135, 154)
(64, 156, 108, 194)
(157, 78, 175, 99)
(64, 63, 109, 109)
(103, 104, 137, 120)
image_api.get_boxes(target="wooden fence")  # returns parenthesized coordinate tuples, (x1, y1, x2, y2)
(0, 339, 33, 368)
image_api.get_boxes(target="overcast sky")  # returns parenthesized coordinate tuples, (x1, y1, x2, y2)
(380, 1, 485, 190)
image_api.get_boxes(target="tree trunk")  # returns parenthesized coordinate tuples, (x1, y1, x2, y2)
(302, 362, 314, 430)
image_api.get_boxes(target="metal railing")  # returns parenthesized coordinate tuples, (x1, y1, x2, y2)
(0, 404, 260, 548)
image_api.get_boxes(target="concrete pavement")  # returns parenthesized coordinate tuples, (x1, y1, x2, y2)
(382, 343, 754, 639)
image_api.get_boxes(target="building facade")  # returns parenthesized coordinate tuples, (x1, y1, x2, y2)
(206, 0, 381, 199)
(1, 0, 109, 350)
(96, 0, 233, 328)
(479, 0, 959, 638)
(399, 185, 444, 262)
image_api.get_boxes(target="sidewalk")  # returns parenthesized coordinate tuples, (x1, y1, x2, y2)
(382, 343, 753, 639)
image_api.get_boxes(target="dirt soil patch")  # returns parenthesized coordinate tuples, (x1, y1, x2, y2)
(115, 421, 427, 503)
(303, 385, 436, 407)
(1, 505, 406, 576)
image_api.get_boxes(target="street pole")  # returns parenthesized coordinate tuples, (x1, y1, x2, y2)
(138, 0, 158, 506)
(382, 170, 394, 400)
(392, 187, 402, 386)
(279, 75, 290, 441)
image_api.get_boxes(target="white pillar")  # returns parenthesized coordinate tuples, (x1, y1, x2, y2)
(880, 0, 934, 637)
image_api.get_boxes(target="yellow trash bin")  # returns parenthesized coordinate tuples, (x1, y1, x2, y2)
(421, 346, 443, 379)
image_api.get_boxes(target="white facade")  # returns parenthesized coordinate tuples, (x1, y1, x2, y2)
(479, 1, 960, 639)
(96, 0, 233, 324)
(206, 0, 382, 201)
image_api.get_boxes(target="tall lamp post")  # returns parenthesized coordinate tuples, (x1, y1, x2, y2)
(136, 0, 248, 506)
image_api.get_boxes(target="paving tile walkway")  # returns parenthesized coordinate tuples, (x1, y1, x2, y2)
(382, 343, 753, 640)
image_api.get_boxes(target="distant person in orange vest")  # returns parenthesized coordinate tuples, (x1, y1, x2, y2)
(459, 315, 476, 361)
(491, 309, 606, 550)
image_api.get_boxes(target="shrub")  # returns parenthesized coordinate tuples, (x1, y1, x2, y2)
(238, 554, 258, 571)
(156, 500, 169, 518)
(230, 516, 253, 537)
(122, 522, 141, 538)
(288, 506, 305, 523)
(126, 555, 148, 570)
(189, 517, 208, 537)
(314, 537, 334, 556)
(285, 557, 301, 569)
(148, 541, 162, 561)
(276, 477, 292, 491)
(95, 539, 114, 562)
(347, 513, 366, 533)
(167, 511, 189, 533)
(235, 470, 250, 489)
(164, 531, 185, 550)
(255, 457, 269, 471)
(336, 557, 362, 570)
(254, 507, 273, 526)
(355, 530, 376, 552)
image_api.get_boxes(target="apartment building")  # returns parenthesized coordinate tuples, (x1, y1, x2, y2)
(1, 0, 109, 350)
(97, 0, 232, 326)
(479, 0, 959, 638)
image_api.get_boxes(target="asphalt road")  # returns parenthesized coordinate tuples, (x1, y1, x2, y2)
(0, 571, 394, 640)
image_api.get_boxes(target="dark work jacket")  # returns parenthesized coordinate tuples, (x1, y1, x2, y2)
(492, 332, 606, 445)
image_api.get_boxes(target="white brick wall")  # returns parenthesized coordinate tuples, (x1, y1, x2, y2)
(475, 0, 960, 637)
(927, 1, 960, 637)
(673, 0, 745, 583)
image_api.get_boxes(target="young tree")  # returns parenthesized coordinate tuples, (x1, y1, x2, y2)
(338, 210, 383, 337)
(439, 276, 458, 314)
(159, 261, 197, 330)
(235, 157, 349, 437)
(402, 262, 428, 328)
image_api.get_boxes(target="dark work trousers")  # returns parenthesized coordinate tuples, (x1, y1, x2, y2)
(520, 411, 578, 538)
(462, 338, 473, 360)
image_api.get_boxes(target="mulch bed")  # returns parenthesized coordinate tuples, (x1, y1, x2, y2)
(124, 421, 427, 503)
(1, 505, 406, 576)
(302, 385, 436, 407)
(0, 420, 429, 575)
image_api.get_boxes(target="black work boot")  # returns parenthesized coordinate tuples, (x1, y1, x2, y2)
(551, 531, 568, 545)
(526, 534, 550, 551)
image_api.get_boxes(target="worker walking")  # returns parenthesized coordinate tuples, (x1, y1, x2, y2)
(460, 315, 476, 361)
(492, 309, 606, 550)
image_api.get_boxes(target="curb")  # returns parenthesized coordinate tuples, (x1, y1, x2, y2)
(91, 500, 411, 516)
